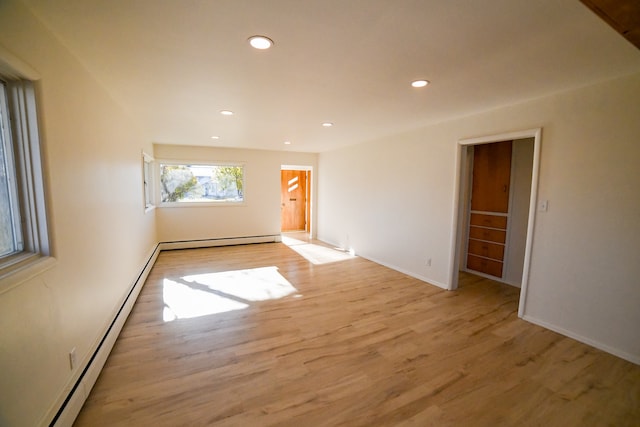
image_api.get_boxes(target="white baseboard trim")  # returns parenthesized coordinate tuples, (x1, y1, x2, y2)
(48, 235, 282, 426)
(159, 234, 281, 251)
(522, 314, 640, 366)
(49, 244, 161, 427)
(315, 236, 449, 290)
(358, 253, 449, 290)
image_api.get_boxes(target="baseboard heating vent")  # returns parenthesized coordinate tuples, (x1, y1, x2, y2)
(159, 234, 281, 251)
(49, 245, 161, 427)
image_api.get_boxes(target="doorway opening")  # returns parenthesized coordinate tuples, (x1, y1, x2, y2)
(450, 129, 541, 317)
(281, 166, 312, 234)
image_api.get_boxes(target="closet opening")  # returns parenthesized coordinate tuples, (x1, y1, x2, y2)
(450, 129, 541, 317)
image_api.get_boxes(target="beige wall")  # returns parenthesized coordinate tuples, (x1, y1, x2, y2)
(1, 0, 638, 424)
(154, 144, 317, 242)
(0, 1, 156, 426)
(504, 138, 534, 286)
(318, 72, 640, 363)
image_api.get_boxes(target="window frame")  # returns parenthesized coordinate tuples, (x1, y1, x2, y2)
(157, 160, 246, 207)
(0, 78, 52, 286)
(0, 81, 23, 258)
(142, 151, 155, 212)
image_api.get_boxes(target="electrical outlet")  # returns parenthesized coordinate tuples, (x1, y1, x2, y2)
(69, 348, 77, 370)
(426, 258, 432, 267)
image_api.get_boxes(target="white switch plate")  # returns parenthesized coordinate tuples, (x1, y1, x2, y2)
(69, 348, 77, 370)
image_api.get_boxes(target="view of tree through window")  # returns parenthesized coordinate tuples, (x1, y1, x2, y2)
(0, 81, 22, 258)
(160, 163, 244, 204)
(0, 121, 18, 257)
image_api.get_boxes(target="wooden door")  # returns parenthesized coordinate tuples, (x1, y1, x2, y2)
(281, 170, 307, 231)
(471, 141, 512, 213)
(466, 141, 512, 278)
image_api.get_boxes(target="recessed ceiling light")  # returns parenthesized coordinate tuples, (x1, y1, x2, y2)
(284, 141, 291, 145)
(220, 110, 234, 116)
(248, 35, 274, 50)
(210, 136, 220, 140)
(411, 80, 430, 88)
(322, 122, 333, 127)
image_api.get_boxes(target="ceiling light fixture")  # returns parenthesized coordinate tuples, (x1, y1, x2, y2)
(211, 136, 220, 140)
(220, 110, 234, 116)
(322, 122, 333, 127)
(284, 141, 291, 145)
(248, 35, 274, 50)
(411, 80, 430, 88)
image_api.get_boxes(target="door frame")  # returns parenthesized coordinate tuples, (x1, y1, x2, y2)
(449, 128, 541, 318)
(281, 165, 313, 235)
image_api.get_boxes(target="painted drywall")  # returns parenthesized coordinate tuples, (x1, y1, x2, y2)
(504, 138, 534, 286)
(154, 144, 317, 243)
(317, 125, 457, 288)
(0, 1, 157, 426)
(317, 72, 640, 363)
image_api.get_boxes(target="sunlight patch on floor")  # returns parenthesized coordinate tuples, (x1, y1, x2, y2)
(282, 235, 356, 265)
(162, 266, 298, 321)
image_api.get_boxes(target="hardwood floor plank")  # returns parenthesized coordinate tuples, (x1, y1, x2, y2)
(74, 238, 640, 426)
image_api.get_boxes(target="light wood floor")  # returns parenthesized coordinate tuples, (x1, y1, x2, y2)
(74, 238, 640, 426)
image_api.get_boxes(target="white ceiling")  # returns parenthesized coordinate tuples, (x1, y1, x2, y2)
(24, 0, 640, 152)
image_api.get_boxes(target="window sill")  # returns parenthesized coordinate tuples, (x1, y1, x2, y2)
(0, 255, 57, 295)
(159, 201, 246, 208)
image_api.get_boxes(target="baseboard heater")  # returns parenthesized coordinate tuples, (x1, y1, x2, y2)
(50, 234, 281, 426)
(159, 234, 282, 250)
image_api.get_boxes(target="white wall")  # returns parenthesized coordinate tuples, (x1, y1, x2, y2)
(0, 1, 157, 426)
(317, 72, 640, 363)
(317, 125, 458, 288)
(504, 138, 534, 286)
(154, 144, 317, 242)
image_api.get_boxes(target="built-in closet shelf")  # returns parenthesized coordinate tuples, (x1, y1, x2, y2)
(466, 140, 513, 279)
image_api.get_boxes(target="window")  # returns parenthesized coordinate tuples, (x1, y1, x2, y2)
(0, 83, 20, 257)
(142, 152, 155, 211)
(0, 79, 50, 280)
(159, 162, 244, 205)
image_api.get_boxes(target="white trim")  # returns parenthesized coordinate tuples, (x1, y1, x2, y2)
(360, 253, 449, 290)
(159, 235, 281, 251)
(522, 314, 640, 365)
(281, 164, 312, 171)
(450, 128, 542, 313)
(142, 151, 154, 163)
(520, 129, 542, 317)
(142, 151, 155, 212)
(0, 80, 52, 289)
(318, 237, 449, 290)
(0, 255, 56, 294)
(48, 245, 161, 427)
(159, 200, 246, 208)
